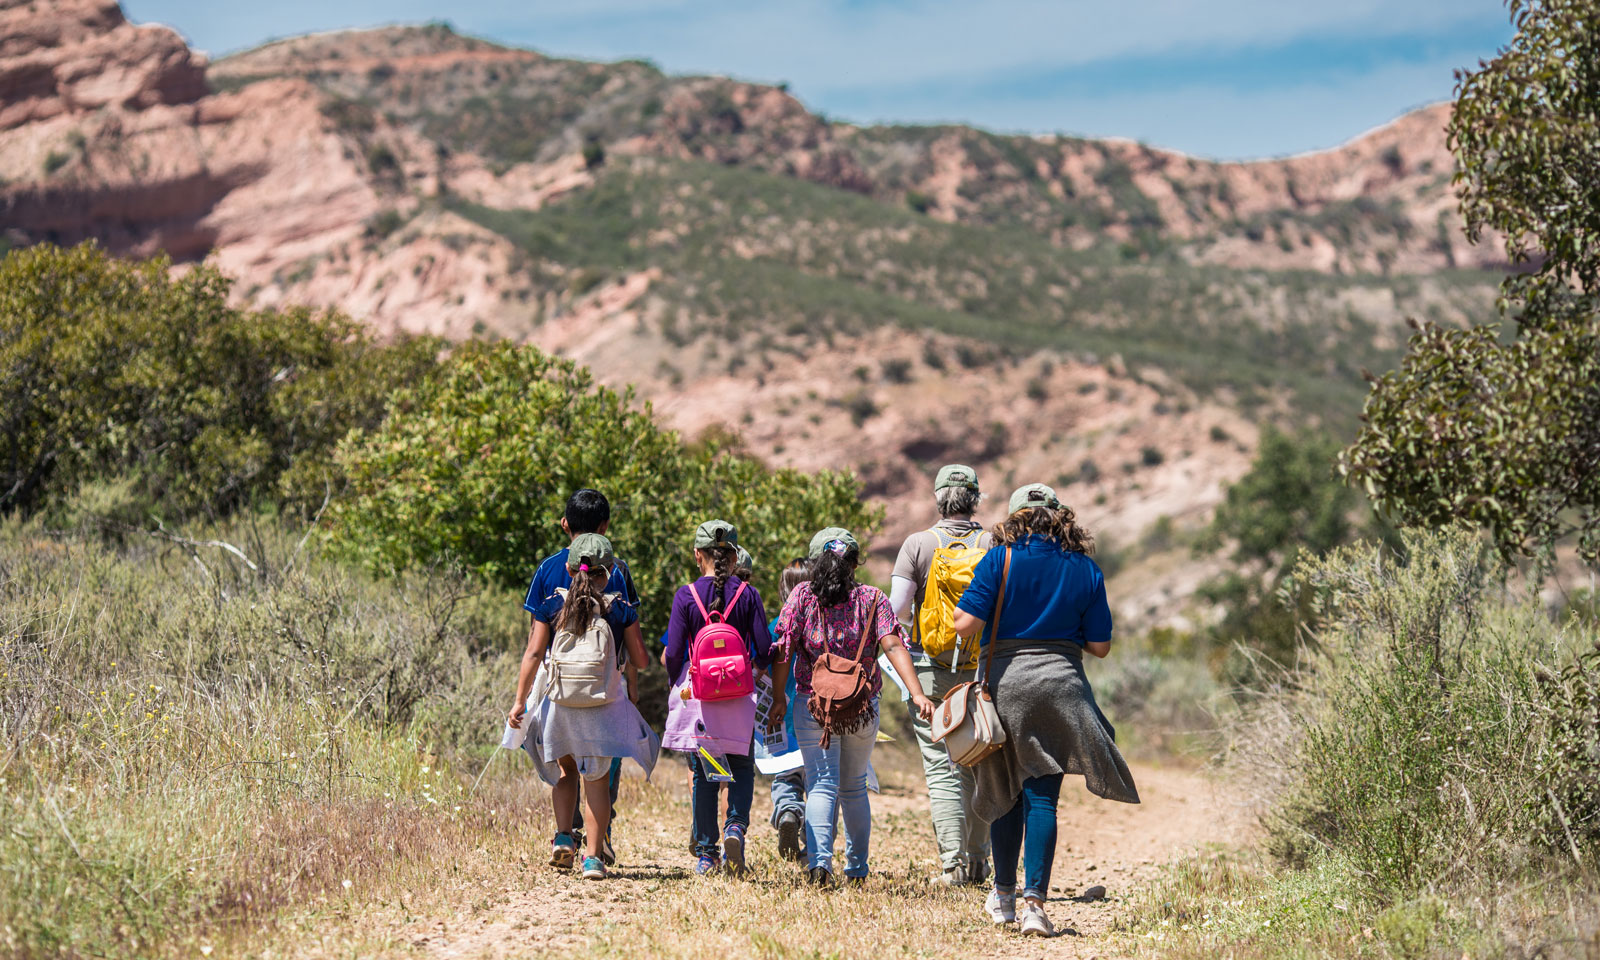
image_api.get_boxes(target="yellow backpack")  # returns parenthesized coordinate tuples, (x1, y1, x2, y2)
(915, 527, 988, 669)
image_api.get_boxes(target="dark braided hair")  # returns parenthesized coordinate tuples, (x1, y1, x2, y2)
(698, 545, 737, 612)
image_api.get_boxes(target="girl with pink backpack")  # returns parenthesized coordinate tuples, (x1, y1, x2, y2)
(661, 519, 775, 875)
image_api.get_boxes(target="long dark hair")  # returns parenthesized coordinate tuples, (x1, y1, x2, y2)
(810, 546, 860, 607)
(991, 504, 1094, 554)
(556, 564, 611, 635)
(697, 545, 737, 612)
(778, 557, 810, 607)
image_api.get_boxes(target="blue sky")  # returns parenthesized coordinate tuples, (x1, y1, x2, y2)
(122, 0, 1515, 159)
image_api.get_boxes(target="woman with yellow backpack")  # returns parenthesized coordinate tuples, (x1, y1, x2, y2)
(888, 464, 994, 887)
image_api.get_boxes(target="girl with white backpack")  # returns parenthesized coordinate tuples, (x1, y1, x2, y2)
(661, 519, 775, 876)
(507, 534, 659, 881)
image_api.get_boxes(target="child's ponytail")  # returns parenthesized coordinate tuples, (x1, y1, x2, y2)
(556, 564, 609, 636)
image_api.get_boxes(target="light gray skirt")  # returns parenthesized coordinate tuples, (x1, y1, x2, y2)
(972, 643, 1140, 824)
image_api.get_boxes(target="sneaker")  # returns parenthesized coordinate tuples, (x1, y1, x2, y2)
(985, 888, 1017, 925)
(695, 854, 721, 876)
(549, 832, 577, 870)
(776, 811, 803, 862)
(935, 863, 969, 886)
(722, 823, 746, 875)
(1018, 901, 1055, 938)
(581, 856, 607, 880)
(598, 835, 616, 868)
(807, 866, 832, 887)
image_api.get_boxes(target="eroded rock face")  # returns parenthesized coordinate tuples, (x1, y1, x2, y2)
(0, 0, 205, 130)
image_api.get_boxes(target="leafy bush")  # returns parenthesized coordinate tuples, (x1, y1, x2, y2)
(1244, 527, 1599, 891)
(0, 243, 441, 522)
(327, 342, 880, 648)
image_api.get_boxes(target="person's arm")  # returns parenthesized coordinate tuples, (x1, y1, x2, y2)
(508, 618, 552, 728)
(880, 634, 934, 720)
(889, 576, 917, 621)
(621, 621, 647, 701)
(952, 608, 983, 639)
(662, 588, 691, 684)
(1083, 569, 1113, 659)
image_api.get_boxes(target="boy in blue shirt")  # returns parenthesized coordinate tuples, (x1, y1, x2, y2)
(522, 489, 638, 864)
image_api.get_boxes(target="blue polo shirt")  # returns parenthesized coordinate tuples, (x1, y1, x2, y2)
(522, 548, 639, 622)
(955, 535, 1112, 647)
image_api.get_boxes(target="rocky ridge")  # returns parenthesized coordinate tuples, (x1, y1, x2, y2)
(0, 3, 1509, 627)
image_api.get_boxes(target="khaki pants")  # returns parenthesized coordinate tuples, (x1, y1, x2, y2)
(910, 659, 990, 873)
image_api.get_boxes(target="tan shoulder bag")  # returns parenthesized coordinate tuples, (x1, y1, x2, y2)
(930, 547, 1010, 766)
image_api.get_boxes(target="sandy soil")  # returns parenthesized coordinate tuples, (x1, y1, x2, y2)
(366, 758, 1248, 960)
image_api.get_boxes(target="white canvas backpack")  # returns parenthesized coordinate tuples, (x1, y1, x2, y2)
(546, 589, 624, 708)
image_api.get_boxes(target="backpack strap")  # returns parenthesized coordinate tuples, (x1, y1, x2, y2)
(689, 579, 750, 625)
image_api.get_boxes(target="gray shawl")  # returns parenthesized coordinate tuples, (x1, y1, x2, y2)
(972, 640, 1139, 824)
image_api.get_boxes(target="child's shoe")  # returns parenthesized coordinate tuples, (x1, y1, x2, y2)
(776, 810, 803, 861)
(695, 853, 721, 876)
(549, 832, 577, 870)
(581, 856, 607, 880)
(598, 835, 616, 867)
(722, 823, 746, 875)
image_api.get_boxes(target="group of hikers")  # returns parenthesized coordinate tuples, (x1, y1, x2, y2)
(502, 465, 1140, 938)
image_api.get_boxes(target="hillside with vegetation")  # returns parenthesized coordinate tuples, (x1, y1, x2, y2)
(0, 1, 1512, 627)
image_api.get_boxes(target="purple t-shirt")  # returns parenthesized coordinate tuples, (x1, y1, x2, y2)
(663, 576, 772, 684)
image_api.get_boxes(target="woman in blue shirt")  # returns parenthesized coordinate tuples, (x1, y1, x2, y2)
(951, 484, 1140, 938)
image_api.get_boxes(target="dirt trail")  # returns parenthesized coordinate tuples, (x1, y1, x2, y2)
(382, 760, 1247, 960)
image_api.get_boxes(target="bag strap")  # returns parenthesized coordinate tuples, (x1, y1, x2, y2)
(850, 595, 882, 664)
(976, 547, 1012, 689)
(689, 578, 750, 627)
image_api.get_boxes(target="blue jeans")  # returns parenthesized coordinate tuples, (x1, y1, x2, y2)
(769, 770, 805, 826)
(690, 752, 754, 858)
(795, 705, 878, 878)
(990, 774, 1064, 901)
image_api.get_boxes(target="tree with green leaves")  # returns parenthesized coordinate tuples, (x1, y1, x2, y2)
(1200, 427, 1387, 668)
(1342, 0, 1600, 566)
(326, 341, 880, 647)
(0, 242, 439, 523)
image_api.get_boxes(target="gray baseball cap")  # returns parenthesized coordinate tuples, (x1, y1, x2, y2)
(566, 533, 615, 572)
(807, 526, 859, 559)
(934, 463, 979, 492)
(1008, 483, 1062, 515)
(693, 519, 738, 550)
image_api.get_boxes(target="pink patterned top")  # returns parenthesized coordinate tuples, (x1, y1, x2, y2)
(772, 582, 906, 696)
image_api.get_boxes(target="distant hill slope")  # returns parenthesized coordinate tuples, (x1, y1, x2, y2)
(0, 4, 1506, 628)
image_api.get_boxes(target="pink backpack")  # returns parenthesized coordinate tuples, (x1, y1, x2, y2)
(688, 580, 754, 701)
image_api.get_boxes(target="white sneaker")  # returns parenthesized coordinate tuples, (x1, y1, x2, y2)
(1018, 901, 1055, 938)
(985, 889, 1017, 925)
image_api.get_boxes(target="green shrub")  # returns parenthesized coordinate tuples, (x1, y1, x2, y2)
(327, 342, 881, 652)
(0, 243, 441, 522)
(1247, 527, 1598, 892)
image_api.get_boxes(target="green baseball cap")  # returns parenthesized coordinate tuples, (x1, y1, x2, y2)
(934, 463, 979, 492)
(735, 545, 753, 571)
(693, 518, 738, 550)
(808, 526, 859, 559)
(1008, 483, 1062, 515)
(566, 533, 615, 572)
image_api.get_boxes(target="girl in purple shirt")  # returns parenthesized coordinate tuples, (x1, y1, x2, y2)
(660, 519, 773, 876)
